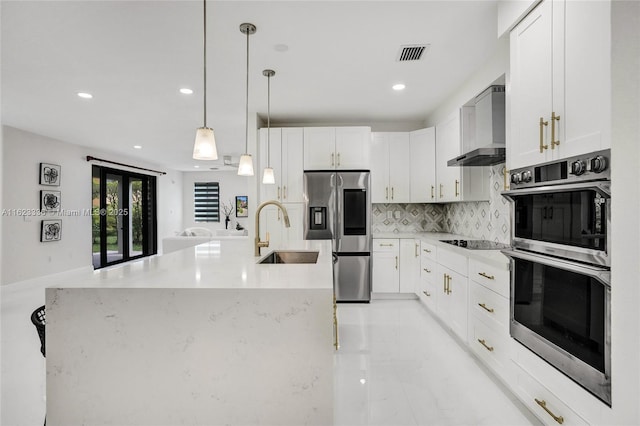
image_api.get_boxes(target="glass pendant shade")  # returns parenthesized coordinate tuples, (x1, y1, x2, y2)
(237, 154, 254, 176)
(193, 127, 218, 160)
(262, 167, 275, 184)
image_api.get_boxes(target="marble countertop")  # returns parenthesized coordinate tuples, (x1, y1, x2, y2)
(44, 239, 334, 290)
(374, 232, 510, 269)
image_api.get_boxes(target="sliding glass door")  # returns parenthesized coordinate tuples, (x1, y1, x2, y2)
(92, 166, 157, 269)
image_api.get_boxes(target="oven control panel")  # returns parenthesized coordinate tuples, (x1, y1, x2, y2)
(509, 149, 610, 189)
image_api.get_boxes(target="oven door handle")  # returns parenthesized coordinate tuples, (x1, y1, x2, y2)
(501, 249, 611, 287)
(502, 181, 610, 199)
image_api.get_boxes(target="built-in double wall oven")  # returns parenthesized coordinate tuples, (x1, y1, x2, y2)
(502, 149, 611, 406)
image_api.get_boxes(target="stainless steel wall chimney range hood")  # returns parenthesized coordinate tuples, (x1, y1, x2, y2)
(448, 85, 505, 167)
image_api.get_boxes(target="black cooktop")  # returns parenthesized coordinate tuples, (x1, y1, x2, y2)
(439, 239, 510, 250)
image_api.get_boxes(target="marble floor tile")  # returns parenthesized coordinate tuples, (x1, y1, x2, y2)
(2, 281, 540, 426)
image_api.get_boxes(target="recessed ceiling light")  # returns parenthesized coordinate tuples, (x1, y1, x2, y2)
(77, 92, 93, 99)
(180, 88, 193, 95)
(359, 378, 367, 385)
(133, 145, 142, 150)
(274, 44, 289, 52)
(194, 165, 200, 168)
(392, 83, 406, 91)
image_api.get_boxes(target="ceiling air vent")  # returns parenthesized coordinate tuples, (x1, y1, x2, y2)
(396, 44, 430, 62)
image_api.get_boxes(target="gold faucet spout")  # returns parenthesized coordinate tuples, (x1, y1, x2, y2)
(255, 200, 290, 256)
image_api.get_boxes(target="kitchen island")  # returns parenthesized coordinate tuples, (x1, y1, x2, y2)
(45, 239, 334, 426)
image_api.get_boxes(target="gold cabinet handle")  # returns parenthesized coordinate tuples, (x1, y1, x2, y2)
(391, 187, 394, 200)
(447, 275, 452, 294)
(439, 183, 443, 198)
(423, 268, 431, 273)
(385, 187, 389, 200)
(551, 112, 561, 149)
(443, 273, 447, 293)
(337, 152, 341, 166)
(415, 243, 419, 257)
(278, 186, 281, 200)
(283, 185, 287, 200)
(478, 272, 495, 280)
(331, 152, 335, 167)
(539, 117, 549, 153)
(423, 248, 431, 253)
(455, 179, 459, 197)
(379, 243, 394, 247)
(423, 291, 431, 297)
(534, 399, 564, 424)
(395, 256, 398, 270)
(478, 303, 494, 313)
(431, 185, 435, 199)
(477, 339, 494, 352)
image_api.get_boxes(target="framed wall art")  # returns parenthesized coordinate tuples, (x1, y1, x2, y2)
(236, 196, 248, 218)
(41, 190, 61, 212)
(41, 219, 62, 242)
(40, 163, 61, 186)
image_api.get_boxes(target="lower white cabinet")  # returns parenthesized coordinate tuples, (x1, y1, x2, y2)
(436, 262, 468, 343)
(372, 239, 399, 293)
(373, 238, 421, 294)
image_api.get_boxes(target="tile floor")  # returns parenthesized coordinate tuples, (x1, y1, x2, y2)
(1, 280, 539, 425)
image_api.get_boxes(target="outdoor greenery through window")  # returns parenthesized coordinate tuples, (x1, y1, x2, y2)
(92, 165, 157, 269)
(194, 182, 220, 222)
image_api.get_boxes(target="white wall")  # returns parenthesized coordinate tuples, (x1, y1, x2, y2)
(1, 126, 183, 285)
(424, 36, 508, 127)
(182, 171, 253, 233)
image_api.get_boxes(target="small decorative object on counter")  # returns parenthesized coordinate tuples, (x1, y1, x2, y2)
(236, 222, 244, 231)
(221, 200, 235, 229)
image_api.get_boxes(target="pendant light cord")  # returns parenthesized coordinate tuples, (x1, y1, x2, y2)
(245, 28, 249, 154)
(203, 0, 207, 127)
(267, 73, 271, 167)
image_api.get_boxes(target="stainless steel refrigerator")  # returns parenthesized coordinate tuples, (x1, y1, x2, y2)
(303, 171, 371, 302)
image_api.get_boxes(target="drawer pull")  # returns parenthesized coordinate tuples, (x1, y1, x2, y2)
(379, 243, 394, 247)
(423, 291, 431, 297)
(478, 303, 494, 313)
(534, 398, 564, 424)
(478, 272, 495, 280)
(423, 248, 432, 253)
(477, 339, 494, 352)
(423, 268, 431, 273)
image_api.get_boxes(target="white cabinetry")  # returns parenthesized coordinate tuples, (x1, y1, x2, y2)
(259, 127, 304, 203)
(467, 258, 512, 383)
(435, 247, 469, 342)
(409, 128, 437, 202)
(372, 239, 399, 293)
(417, 241, 438, 311)
(435, 111, 490, 202)
(371, 133, 410, 203)
(303, 127, 370, 170)
(399, 239, 420, 293)
(509, 0, 611, 169)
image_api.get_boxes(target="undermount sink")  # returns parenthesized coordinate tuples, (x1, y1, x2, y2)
(258, 250, 319, 264)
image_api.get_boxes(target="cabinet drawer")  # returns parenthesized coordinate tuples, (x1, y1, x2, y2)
(469, 258, 510, 298)
(373, 239, 399, 253)
(420, 241, 437, 261)
(420, 258, 437, 283)
(469, 320, 511, 378)
(417, 275, 436, 312)
(469, 282, 509, 331)
(437, 247, 468, 276)
(513, 364, 588, 426)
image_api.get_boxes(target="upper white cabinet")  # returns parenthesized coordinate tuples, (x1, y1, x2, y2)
(509, 0, 611, 169)
(371, 132, 411, 203)
(303, 127, 370, 170)
(259, 127, 304, 203)
(435, 111, 490, 203)
(409, 128, 437, 202)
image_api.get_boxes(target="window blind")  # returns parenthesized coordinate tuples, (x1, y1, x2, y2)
(194, 182, 220, 222)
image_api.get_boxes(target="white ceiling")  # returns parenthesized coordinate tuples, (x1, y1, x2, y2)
(1, 0, 500, 171)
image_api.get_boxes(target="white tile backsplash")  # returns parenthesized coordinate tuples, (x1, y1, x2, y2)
(372, 165, 511, 243)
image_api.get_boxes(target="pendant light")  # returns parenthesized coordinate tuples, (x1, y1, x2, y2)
(262, 69, 276, 184)
(237, 23, 256, 176)
(192, 0, 218, 160)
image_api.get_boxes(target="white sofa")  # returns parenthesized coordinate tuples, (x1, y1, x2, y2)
(162, 228, 248, 254)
